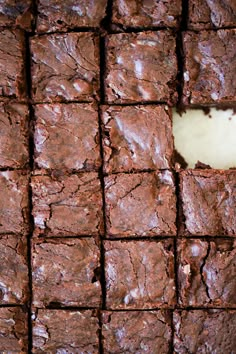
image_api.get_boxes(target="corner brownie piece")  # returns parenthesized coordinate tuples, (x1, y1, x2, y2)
(105, 240, 176, 309)
(37, 0, 107, 33)
(180, 170, 236, 236)
(0, 29, 26, 99)
(105, 171, 176, 237)
(34, 103, 101, 171)
(105, 31, 177, 104)
(0, 171, 29, 234)
(188, 0, 236, 29)
(0, 307, 28, 352)
(31, 172, 103, 236)
(102, 105, 173, 173)
(31, 32, 99, 102)
(183, 30, 236, 105)
(0, 234, 28, 304)
(178, 239, 236, 307)
(112, 0, 182, 28)
(32, 238, 101, 308)
(174, 310, 236, 353)
(0, 0, 33, 30)
(102, 311, 172, 353)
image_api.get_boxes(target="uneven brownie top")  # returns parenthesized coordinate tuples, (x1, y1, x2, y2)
(31, 32, 99, 102)
(0, 0, 33, 30)
(102, 310, 172, 353)
(102, 105, 173, 173)
(105, 31, 178, 104)
(34, 103, 101, 171)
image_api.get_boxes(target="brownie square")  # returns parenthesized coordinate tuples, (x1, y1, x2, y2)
(0, 101, 29, 168)
(105, 240, 176, 309)
(31, 172, 103, 236)
(112, 0, 182, 28)
(188, 0, 236, 29)
(174, 310, 236, 354)
(102, 105, 173, 173)
(105, 31, 178, 104)
(104, 171, 176, 237)
(37, 0, 107, 33)
(180, 170, 236, 236)
(0, 29, 26, 99)
(102, 310, 172, 353)
(0, 307, 28, 352)
(0, 171, 29, 234)
(31, 32, 99, 102)
(0, 234, 28, 304)
(34, 103, 101, 171)
(0, 0, 33, 30)
(32, 238, 101, 307)
(183, 30, 236, 105)
(178, 239, 236, 307)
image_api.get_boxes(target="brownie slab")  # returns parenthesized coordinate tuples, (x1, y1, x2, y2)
(32, 238, 101, 308)
(183, 30, 236, 105)
(178, 239, 236, 307)
(0, 29, 26, 99)
(0, 171, 29, 234)
(0, 234, 28, 304)
(102, 310, 172, 353)
(31, 172, 103, 236)
(0, 307, 28, 352)
(180, 170, 236, 236)
(188, 0, 236, 29)
(34, 103, 101, 171)
(105, 240, 176, 309)
(102, 105, 173, 173)
(31, 32, 99, 102)
(37, 0, 107, 32)
(112, 0, 181, 28)
(105, 171, 176, 237)
(0, 0, 33, 30)
(105, 31, 177, 104)
(174, 310, 236, 353)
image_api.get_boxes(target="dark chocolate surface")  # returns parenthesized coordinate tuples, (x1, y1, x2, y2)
(0, 0, 33, 30)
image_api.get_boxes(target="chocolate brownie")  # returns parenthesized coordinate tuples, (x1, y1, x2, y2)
(102, 310, 171, 353)
(0, 101, 29, 168)
(0, 171, 29, 234)
(31, 172, 103, 236)
(102, 105, 173, 173)
(32, 238, 101, 308)
(174, 310, 236, 353)
(105, 31, 178, 104)
(37, 0, 107, 33)
(34, 103, 101, 171)
(0, 307, 28, 352)
(0, 234, 28, 304)
(105, 240, 176, 309)
(0, 0, 33, 30)
(31, 32, 99, 102)
(105, 171, 176, 237)
(188, 0, 236, 29)
(183, 30, 236, 106)
(178, 238, 236, 307)
(112, 0, 182, 28)
(0, 29, 26, 99)
(180, 170, 236, 236)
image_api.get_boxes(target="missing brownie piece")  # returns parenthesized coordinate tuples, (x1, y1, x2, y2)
(102, 105, 173, 173)
(183, 29, 236, 106)
(31, 32, 99, 102)
(32, 238, 101, 308)
(104, 171, 176, 237)
(102, 311, 172, 353)
(34, 103, 101, 171)
(112, 0, 182, 28)
(105, 239, 176, 309)
(180, 170, 236, 236)
(31, 172, 103, 237)
(105, 31, 178, 104)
